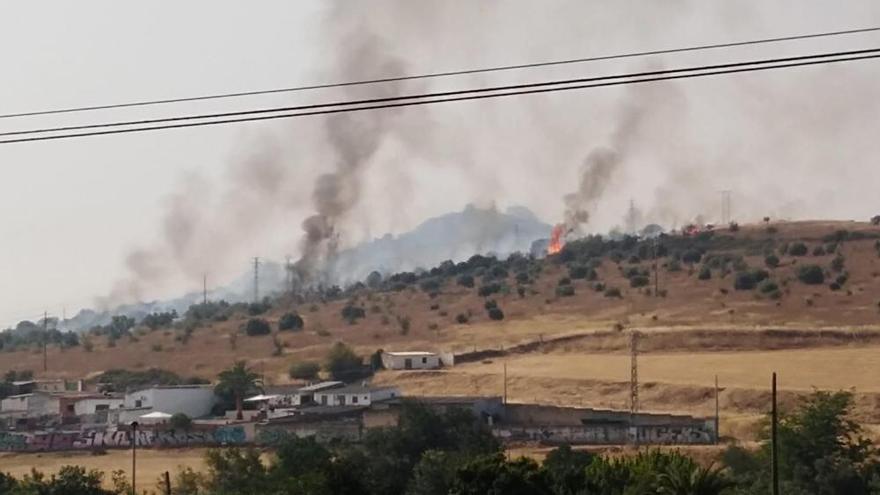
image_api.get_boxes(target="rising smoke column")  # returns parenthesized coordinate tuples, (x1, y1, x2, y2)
(293, 33, 412, 285)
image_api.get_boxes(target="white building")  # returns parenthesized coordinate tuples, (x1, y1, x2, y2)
(118, 385, 216, 423)
(73, 396, 125, 416)
(291, 381, 344, 406)
(0, 392, 59, 418)
(382, 351, 442, 370)
(313, 384, 400, 407)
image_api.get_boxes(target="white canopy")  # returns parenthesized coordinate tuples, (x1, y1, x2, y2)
(244, 394, 280, 402)
(139, 411, 173, 419)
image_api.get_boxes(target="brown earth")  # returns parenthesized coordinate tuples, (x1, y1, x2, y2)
(2, 220, 880, 442)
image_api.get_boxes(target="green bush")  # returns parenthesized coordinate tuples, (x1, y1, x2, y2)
(556, 285, 575, 297)
(604, 287, 622, 298)
(278, 312, 304, 331)
(457, 275, 475, 288)
(340, 305, 366, 323)
(487, 308, 504, 321)
(477, 283, 501, 297)
(568, 265, 589, 279)
(629, 275, 650, 288)
(289, 361, 320, 380)
(831, 255, 845, 273)
(245, 318, 271, 336)
(789, 242, 808, 256)
(797, 265, 825, 285)
(734, 272, 757, 291)
(759, 280, 779, 294)
(765, 254, 780, 269)
(557, 277, 571, 286)
(455, 313, 469, 324)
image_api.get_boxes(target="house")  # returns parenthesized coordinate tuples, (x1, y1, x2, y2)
(293, 381, 344, 406)
(313, 384, 399, 407)
(56, 394, 125, 423)
(0, 391, 60, 418)
(118, 385, 216, 424)
(381, 351, 441, 370)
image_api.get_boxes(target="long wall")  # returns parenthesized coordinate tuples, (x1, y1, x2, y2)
(0, 425, 248, 452)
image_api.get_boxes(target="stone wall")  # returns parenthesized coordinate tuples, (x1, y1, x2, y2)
(0, 425, 248, 452)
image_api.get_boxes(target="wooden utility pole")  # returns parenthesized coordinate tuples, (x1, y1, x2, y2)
(131, 421, 139, 495)
(771, 372, 779, 495)
(163, 470, 172, 495)
(503, 362, 508, 405)
(714, 375, 720, 444)
(42, 311, 48, 372)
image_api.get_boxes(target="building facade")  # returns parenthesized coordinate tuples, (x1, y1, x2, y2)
(381, 351, 441, 370)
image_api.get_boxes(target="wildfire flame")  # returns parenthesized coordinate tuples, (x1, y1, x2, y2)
(547, 224, 565, 255)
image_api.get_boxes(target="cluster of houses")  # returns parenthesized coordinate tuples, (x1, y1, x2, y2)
(0, 350, 719, 450)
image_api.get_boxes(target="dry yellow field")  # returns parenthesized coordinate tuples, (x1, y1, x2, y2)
(0, 448, 210, 492)
(455, 345, 880, 393)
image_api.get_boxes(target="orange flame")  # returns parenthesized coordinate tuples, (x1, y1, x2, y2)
(547, 224, 565, 255)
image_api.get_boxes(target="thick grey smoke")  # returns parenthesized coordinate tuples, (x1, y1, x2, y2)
(101, 0, 880, 306)
(294, 35, 412, 284)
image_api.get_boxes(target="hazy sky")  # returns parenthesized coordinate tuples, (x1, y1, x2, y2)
(1, 1, 879, 326)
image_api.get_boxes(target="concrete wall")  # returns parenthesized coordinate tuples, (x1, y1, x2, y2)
(494, 423, 715, 445)
(315, 387, 400, 407)
(74, 398, 125, 416)
(0, 425, 248, 452)
(256, 421, 362, 444)
(0, 393, 59, 417)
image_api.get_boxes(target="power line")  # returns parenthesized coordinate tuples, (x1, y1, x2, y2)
(2, 26, 877, 120)
(1, 49, 878, 145)
(4, 47, 879, 139)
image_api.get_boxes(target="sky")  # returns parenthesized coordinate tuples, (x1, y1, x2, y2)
(1, 1, 879, 326)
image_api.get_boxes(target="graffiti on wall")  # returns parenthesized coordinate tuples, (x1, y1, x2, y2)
(494, 424, 714, 445)
(0, 426, 246, 452)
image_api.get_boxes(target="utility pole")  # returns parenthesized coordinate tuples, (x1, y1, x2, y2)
(503, 362, 508, 405)
(252, 257, 260, 303)
(771, 372, 779, 495)
(715, 375, 720, 444)
(630, 331, 640, 445)
(720, 190, 732, 225)
(203, 273, 208, 306)
(42, 311, 48, 372)
(653, 238, 659, 297)
(131, 421, 139, 495)
(285, 255, 293, 294)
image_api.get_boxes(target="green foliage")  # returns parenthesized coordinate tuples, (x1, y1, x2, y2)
(543, 444, 594, 495)
(215, 361, 262, 420)
(289, 361, 320, 380)
(450, 454, 552, 495)
(244, 318, 271, 336)
(141, 310, 177, 330)
(325, 342, 368, 381)
(698, 266, 712, 280)
(604, 287, 622, 298)
(487, 307, 505, 321)
(765, 253, 780, 269)
(797, 264, 826, 285)
(630, 275, 650, 288)
(455, 313, 469, 324)
(831, 254, 846, 273)
(278, 312, 304, 331)
(457, 275, 475, 288)
(789, 242, 809, 256)
(682, 249, 703, 264)
(169, 413, 192, 432)
(734, 272, 758, 291)
(477, 283, 501, 297)
(185, 300, 232, 322)
(556, 285, 576, 297)
(366, 270, 383, 288)
(95, 368, 206, 393)
(557, 277, 571, 286)
(341, 304, 366, 323)
(203, 447, 271, 495)
(759, 280, 779, 294)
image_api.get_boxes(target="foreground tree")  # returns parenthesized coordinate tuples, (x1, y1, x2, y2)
(215, 361, 262, 420)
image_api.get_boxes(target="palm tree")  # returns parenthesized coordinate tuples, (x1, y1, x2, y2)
(658, 461, 734, 495)
(215, 361, 262, 420)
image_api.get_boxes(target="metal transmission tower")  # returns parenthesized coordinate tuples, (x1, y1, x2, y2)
(252, 257, 260, 303)
(720, 190, 732, 224)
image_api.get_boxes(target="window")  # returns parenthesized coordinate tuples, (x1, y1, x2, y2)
(135, 400, 142, 408)
(66, 404, 75, 413)
(352, 396, 358, 404)
(422, 357, 427, 364)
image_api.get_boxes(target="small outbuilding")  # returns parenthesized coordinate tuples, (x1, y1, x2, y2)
(381, 351, 441, 370)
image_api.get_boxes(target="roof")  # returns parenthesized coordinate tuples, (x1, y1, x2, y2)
(1, 393, 34, 400)
(128, 384, 214, 394)
(298, 381, 344, 392)
(384, 351, 438, 357)
(315, 384, 398, 395)
(11, 380, 36, 386)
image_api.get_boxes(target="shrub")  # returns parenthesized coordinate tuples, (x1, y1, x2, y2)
(797, 265, 825, 285)
(484, 299, 498, 310)
(516, 286, 526, 298)
(477, 283, 501, 297)
(789, 242, 808, 256)
(456, 275, 475, 288)
(759, 280, 779, 294)
(698, 267, 711, 280)
(278, 313, 304, 331)
(681, 249, 702, 264)
(289, 361, 320, 380)
(831, 255, 845, 273)
(872, 215, 880, 226)
(734, 272, 757, 291)
(419, 278, 441, 292)
(593, 282, 606, 292)
(765, 254, 780, 269)
(244, 318, 271, 336)
(515, 272, 530, 284)
(169, 413, 192, 432)
(829, 282, 841, 291)
(340, 305, 366, 323)
(629, 275, 650, 288)
(568, 265, 589, 279)
(487, 307, 504, 321)
(666, 260, 682, 272)
(455, 313, 469, 324)
(556, 285, 575, 297)
(557, 277, 571, 286)
(604, 287, 622, 298)
(812, 246, 826, 256)
(325, 342, 368, 381)
(751, 269, 769, 283)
